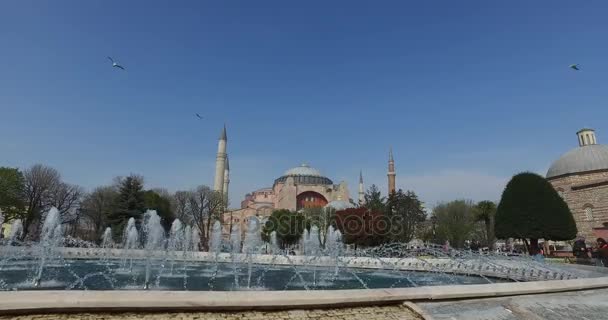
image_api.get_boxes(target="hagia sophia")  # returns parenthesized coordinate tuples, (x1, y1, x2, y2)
(210, 125, 608, 241)
(209, 126, 397, 235)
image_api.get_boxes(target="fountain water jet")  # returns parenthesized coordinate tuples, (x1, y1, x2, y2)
(9, 220, 23, 244)
(34, 207, 63, 287)
(209, 221, 222, 253)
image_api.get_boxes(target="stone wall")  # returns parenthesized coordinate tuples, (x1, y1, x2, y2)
(549, 171, 608, 239)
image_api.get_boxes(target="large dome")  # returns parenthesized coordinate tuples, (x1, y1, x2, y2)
(283, 164, 323, 177)
(546, 144, 608, 179)
(274, 164, 333, 186)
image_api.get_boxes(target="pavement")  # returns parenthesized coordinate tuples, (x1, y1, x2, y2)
(0, 305, 422, 320)
(416, 288, 608, 320)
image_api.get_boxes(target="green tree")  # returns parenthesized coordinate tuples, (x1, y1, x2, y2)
(475, 200, 497, 249)
(385, 190, 426, 243)
(363, 184, 385, 213)
(143, 190, 175, 231)
(495, 172, 577, 254)
(262, 209, 305, 248)
(108, 175, 145, 241)
(433, 200, 476, 248)
(0, 167, 25, 222)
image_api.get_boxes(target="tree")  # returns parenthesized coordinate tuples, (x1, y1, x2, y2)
(495, 172, 577, 254)
(20, 164, 84, 239)
(143, 190, 175, 231)
(335, 208, 387, 248)
(172, 190, 193, 225)
(49, 182, 84, 225)
(433, 200, 476, 248)
(188, 186, 223, 251)
(475, 200, 497, 249)
(385, 190, 426, 243)
(262, 209, 305, 248)
(22, 164, 61, 239)
(81, 186, 118, 242)
(0, 167, 25, 221)
(107, 175, 145, 241)
(363, 184, 385, 213)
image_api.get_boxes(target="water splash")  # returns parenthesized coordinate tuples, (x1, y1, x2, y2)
(101, 227, 113, 249)
(242, 217, 262, 254)
(34, 207, 64, 287)
(209, 221, 222, 253)
(230, 224, 241, 254)
(9, 220, 23, 244)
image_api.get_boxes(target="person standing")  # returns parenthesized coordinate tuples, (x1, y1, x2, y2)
(573, 236, 588, 259)
(596, 238, 608, 267)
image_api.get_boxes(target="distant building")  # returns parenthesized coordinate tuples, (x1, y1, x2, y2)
(547, 128, 608, 239)
(210, 125, 398, 237)
(227, 163, 351, 234)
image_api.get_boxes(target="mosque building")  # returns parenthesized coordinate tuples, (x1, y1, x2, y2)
(547, 128, 608, 240)
(210, 126, 397, 235)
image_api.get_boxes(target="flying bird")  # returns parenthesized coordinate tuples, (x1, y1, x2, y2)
(195, 113, 203, 120)
(569, 64, 580, 71)
(107, 56, 125, 70)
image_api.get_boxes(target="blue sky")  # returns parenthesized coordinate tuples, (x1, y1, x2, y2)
(2, 1, 608, 207)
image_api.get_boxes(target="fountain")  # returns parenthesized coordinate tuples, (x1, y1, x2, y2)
(101, 227, 113, 249)
(230, 224, 241, 254)
(9, 219, 23, 244)
(242, 217, 262, 254)
(208, 221, 222, 253)
(142, 210, 163, 289)
(34, 207, 63, 287)
(0, 207, 600, 293)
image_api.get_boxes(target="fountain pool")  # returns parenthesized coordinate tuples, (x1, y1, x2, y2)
(0, 208, 599, 293)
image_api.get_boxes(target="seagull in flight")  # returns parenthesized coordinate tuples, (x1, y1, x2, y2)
(195, 113, 203, 120)
(107, 57, 125, 70)
(569, 64, 580, 71)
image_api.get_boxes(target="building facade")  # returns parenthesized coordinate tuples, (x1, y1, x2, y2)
(547, 128, 608, 239)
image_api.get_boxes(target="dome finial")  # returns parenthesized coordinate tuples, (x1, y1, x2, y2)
(577, 128, 596, 146)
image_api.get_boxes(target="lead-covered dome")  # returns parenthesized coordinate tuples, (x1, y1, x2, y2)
(274, 164, 333, 186)
(547, 129, 608, 179)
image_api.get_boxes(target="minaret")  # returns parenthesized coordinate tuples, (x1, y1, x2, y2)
(388, 148, 396, 194)
(358, 170, 364, 205)
(223, 155, 230, 209)
(213, 125, 227, 193)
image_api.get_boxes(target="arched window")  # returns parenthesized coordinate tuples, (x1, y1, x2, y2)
(584, 206, 594, 221)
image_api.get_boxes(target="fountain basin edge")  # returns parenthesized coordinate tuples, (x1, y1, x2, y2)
(1, 276, 608, 315)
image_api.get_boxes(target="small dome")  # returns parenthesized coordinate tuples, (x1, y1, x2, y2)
(283, 164, 322, 177)
(325, 200, 354, 211)
(547, 144, 608, 179)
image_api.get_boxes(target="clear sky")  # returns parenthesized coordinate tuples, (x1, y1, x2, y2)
(2, 1, 608, 207)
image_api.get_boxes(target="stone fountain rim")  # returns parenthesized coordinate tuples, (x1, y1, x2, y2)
(1, 276, 608, 315)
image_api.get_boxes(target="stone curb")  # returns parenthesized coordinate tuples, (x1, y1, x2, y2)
(1, 277, 607, 315)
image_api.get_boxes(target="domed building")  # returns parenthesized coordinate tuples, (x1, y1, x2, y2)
(240, 163, 350, 213)
(547, 128, 608, 239)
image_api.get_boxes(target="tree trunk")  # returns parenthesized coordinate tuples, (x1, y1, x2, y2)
(529, 238, 539, 255)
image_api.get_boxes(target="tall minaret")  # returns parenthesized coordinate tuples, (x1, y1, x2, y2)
(223, 155, 230, 209)
(358, 170, 365, 205)
(388, 148, 396, 194)
(213, 125, 227, 193)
